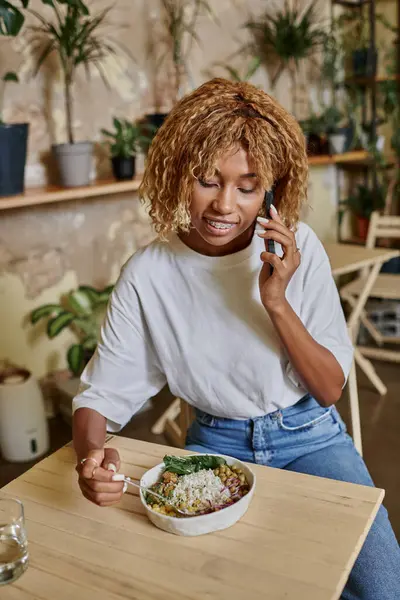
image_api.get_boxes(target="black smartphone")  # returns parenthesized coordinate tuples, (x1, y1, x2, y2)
(264, 188, 275, 273)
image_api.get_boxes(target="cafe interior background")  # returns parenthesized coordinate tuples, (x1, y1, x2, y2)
(0, 0, 399, 538)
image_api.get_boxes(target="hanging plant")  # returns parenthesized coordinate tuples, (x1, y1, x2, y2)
(244, 0, 326, 88)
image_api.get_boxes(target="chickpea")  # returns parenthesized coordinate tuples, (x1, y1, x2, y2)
(214, 468, 220, 476)
(239, 474, 246, 484)
(220, 465, 226, 473)
(229, 486, 236, 494)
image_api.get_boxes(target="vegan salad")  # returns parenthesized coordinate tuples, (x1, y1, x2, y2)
(144, 455, 250, 517)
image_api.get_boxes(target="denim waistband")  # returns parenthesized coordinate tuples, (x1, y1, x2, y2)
(195, 393, 314, 429)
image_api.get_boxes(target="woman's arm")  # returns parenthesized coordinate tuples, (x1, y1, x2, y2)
(73, 407, 125, 507)
(73, 407, 107, 463)
(267, 301, 344, 406)
(71, 267, 167, 505)
(257, 207, 352, 407)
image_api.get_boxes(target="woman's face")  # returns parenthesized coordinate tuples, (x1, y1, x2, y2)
(183, 146, 265, 256)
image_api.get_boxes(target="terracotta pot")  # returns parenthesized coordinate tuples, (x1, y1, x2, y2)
(356, 216, 370, 241)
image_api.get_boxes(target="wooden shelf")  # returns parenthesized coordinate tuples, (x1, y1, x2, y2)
(0, 153, 370, 211)
(0, 177, 142, 211)
(308, 151, 369, 166)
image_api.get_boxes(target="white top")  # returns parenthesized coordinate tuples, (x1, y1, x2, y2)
(72, 223, 354, 431)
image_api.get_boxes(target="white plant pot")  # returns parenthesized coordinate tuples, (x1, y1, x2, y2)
(376, 135, 385, 152)
(52, 141, 93, 187)
(0, 368, 49, 462)
(360, 133, 385, 152)
(328, 133, 347, 154)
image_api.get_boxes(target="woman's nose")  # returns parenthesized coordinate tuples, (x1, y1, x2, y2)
(212, 187, 236, 214)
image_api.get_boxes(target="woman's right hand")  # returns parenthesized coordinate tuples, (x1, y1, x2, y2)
(76, 447, 125, 507)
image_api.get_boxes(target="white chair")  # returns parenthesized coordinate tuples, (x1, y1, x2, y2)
(340, 211, 400, 364)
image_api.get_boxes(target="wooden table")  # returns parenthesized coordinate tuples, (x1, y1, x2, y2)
(1, 436, 384, 600)
(324, 243, 400, 455)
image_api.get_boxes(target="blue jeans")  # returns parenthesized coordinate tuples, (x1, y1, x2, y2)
(185, 395, 400, 600)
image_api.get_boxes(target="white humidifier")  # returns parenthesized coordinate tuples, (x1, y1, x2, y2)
(0, 368, 49, 462)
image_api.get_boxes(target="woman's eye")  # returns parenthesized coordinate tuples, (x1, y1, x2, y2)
(239, 188, 256, 194)
(199, 179, 218, 188)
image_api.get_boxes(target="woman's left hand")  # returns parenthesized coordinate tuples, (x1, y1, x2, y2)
(257, 206, 301, 312)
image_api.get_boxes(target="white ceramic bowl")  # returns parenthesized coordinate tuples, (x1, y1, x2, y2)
(139, 454, 256, 536)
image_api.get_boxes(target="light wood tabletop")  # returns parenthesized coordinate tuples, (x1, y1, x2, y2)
(1, 436, 384, 600)
(324, 243, 399, 277)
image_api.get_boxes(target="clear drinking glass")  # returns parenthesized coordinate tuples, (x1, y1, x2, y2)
(0, 498, 29, 585)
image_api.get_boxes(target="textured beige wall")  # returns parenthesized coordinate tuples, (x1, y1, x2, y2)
(0, 0, 339, 377)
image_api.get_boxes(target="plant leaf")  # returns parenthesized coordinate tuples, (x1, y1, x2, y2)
(47, 311, 75, 338)
(30, 304, 63, 324)
(2, 71, 19, 82)
(68, 289, 92, 315)
(163, 455, 226, 475)
(32, 39, 55, 75)
(96, 291, 112, 304)
(67, 343, 84, 376)
(77, 284, 100, 304)
(245, 56, 261, 80)
(0, 1, 25, 36)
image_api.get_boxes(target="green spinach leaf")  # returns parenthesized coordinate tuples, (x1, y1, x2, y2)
(163, 455, 226, 475)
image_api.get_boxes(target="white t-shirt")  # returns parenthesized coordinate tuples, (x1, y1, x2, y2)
(72, 222, 354, 431)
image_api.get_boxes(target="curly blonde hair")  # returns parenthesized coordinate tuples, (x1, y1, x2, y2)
(139, 78, 308, 238)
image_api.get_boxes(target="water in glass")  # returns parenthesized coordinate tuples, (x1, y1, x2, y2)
(0, 498, 29, 585)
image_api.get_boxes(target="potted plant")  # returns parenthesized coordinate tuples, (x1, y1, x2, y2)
(0, 0, 29, 197)
(320, 105, 354, 155)
(30, 284, 114, 377)
(337, 10, 395, 79)
(27, 0, 123, 188)
(101, 118, 153, 181)
(144, 0, 214, 136)
(299, 113, 329, 156)
(337, 9, 376, 78)
(244, 1, 326, 90)
(30, 283, 153, 422)
(341, 184, 385, 240)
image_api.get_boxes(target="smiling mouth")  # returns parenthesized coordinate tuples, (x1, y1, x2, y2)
(204, 218, 237, 231)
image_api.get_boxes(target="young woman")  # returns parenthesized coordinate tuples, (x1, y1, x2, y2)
(73, 79, 400, 599)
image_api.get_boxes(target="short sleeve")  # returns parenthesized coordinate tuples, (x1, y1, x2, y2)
(297, 240, 354, 385)
(72, 271, 167, 432)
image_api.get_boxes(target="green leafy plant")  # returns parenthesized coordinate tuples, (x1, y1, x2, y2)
(0, 0, 29, 36)
(215, 56, 261, 83)
(163, 455, 226, 475)
(159, 0, 215, 103)
(30, 284, 113, 376)
(27, 0, 125, 144)
(244, 0, 326, 88)
(101, 118, 154, 159)
(299, 112, 325, 136)
(300, 106, 343, 136)
(340, 184, 385, 220)
(0, 1, 29, 121)
(336, 10, 369, 56)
